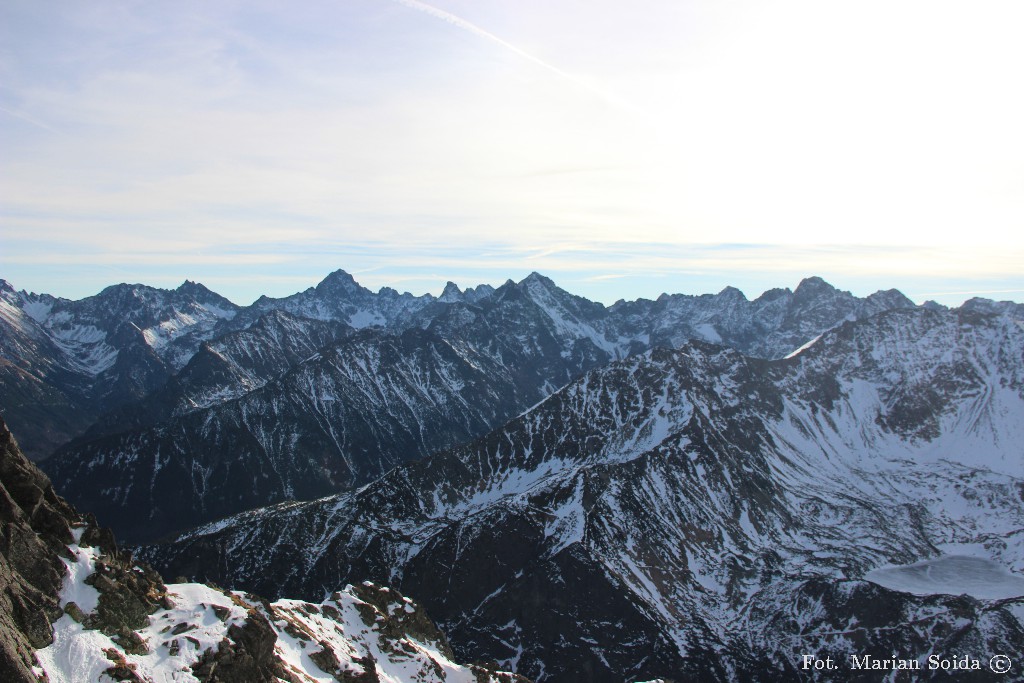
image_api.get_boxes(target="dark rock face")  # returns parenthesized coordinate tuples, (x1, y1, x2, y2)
(0, 415, 76, 681)
(77, 309, 353, 441)
(189, 610, 280, 683)
(141, 308, 1024, 682)
(0, 414, 177, 681)
(753, 578, 1024, 682)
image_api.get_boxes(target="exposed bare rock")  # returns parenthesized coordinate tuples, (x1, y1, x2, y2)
(0, 415, 76, 681)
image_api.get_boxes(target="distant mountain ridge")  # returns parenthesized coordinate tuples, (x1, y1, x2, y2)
(0, 279, 239, 459)
(20, 272, 933, 542)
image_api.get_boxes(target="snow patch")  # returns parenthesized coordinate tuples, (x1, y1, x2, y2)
(784, 333, 822, 359)
(348, 310, 386, 328)
(695, 323, 722, 344)
(21, 299, 53, 322)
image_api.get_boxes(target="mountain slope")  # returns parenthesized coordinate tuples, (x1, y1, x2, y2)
(141, 307, 1024, 681)
(44, 327, 530, 542)
(3, 271, 919, 462)
(78, 309, 353, 440)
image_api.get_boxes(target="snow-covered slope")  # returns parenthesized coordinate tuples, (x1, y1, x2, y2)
(39, 542, 522, 683)
(11, 279, 238, 375)
(78, 309, 354, 440)
(141, 307, 1024, 681)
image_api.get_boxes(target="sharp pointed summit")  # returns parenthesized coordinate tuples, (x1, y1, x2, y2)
(315, 269, 366, 296)
(439, 281, 463, 303)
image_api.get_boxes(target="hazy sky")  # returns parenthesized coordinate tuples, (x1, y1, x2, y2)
(1, 0, 1022, 305)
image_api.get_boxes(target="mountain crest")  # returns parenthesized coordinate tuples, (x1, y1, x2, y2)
(793, 275, 838, 297)
(315, 269, 367, 297)
(521, 271, 554, 286)
(439, 281, 463, 302)
(716, 285, 747, 301)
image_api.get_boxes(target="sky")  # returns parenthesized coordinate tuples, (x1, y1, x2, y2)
(1, 0, 1022, 306)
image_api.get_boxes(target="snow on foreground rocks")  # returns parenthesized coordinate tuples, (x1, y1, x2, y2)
(0, 414, 524, 683)
(36, 532, 524, 682)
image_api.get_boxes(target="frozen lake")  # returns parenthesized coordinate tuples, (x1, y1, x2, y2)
(865, 555, 1024, 600)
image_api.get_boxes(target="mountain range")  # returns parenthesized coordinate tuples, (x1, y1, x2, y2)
(2, 269, 1023, 681)
(5, 271, 930, 542)
(137, 306, 1024, 681)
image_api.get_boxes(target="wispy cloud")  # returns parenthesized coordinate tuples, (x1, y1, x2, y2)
(0, 105, 59, 133)
(388, 0, 636, 113)
(581, 273, 630, 282)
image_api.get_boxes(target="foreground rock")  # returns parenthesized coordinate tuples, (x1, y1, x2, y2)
(0, 416, 526, 683)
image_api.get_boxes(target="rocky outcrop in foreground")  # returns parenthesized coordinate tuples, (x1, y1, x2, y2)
(0, 415, 527, 683)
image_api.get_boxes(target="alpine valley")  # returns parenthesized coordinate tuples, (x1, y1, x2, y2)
(1, 270, 1023, 682)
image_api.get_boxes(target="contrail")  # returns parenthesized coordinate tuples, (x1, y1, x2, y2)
(390, 0, 637, 114)
(0, 105, 59, 133)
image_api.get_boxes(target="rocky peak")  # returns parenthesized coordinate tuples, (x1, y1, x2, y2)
(439, 280, 464, 303)
(493, 279, 521, 302)
(864, 287, 916, 311)
(520, 271, 554, 287)
(753, 287, 790, 304)
(174, 280, 238, 310)
(716, 285, 747, 301)
(96, 282, 156, 305)
(960, 297, 1024, 317)
(792, 275, 840, 301)
(175, 279, 210, 296)
(314, 269, 367, 298)
(518, 272, 563, 301)
(463, 283, 495, 303)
